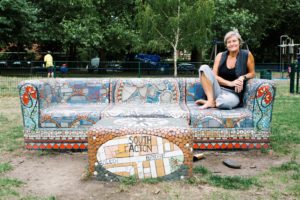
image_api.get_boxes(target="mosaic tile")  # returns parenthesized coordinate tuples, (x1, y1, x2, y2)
(88, 118, 193, 181)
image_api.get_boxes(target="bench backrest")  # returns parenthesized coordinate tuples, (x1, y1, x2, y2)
(39, 79, 110, 108)
(112, 78, 182, 104)
(185, 78, 206, 103)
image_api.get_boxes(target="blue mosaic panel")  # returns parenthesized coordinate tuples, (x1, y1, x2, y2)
(40, 103, 107, 128)
(187, 103, 253, 128)
(185, 78, 206, 103)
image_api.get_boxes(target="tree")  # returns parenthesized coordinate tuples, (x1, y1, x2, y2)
(0, 0, 37, 48)
(136, 0, 214, 77)
(212, 0, 258, 49)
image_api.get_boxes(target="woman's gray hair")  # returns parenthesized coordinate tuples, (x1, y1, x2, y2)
(224, 30, 243, 46)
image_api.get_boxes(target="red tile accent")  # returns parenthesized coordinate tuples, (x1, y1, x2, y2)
(53, 144, 59, 149)
(73, 144, 79, 149)
(241, 143, 248, 149)
(221, 143, 227, 149)
(46, 144, 52, 149)
(193, 143, 199, 149)
(79, 144, 86, 149)
(227, 143, 233, 149)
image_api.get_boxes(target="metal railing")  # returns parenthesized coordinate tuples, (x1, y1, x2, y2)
(0, 61, 289, 77)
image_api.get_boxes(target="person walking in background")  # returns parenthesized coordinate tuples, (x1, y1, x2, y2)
(44, 51, 54, 78)
(196, 30, 255, 109)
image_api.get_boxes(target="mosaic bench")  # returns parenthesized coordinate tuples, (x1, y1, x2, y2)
(18, 77, 276, 150)
(88, 117, 193, 181)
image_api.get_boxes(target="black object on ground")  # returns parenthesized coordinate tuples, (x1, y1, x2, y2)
(223, 159, 241, 169)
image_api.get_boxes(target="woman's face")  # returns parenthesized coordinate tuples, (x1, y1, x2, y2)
(226, 35, 240, 52)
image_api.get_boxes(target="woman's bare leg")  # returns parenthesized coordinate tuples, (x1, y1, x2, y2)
(199, 72, 216, 109)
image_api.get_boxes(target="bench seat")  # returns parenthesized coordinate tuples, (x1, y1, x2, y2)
(187, 104, 253, 128)
(101, 103, 189, 121)
(40, 103, 108, 128)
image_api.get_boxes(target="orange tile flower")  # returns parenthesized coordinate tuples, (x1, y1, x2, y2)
(22, 86, 37, 105)
(257, 85, 272, 105)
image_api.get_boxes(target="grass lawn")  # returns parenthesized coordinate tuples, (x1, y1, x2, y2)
(0, 76, 299, 199)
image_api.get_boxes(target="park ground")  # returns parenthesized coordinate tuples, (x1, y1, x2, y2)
(0, 78, 300, 200)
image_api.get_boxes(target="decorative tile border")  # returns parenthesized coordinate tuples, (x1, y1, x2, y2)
(25, 142, 88, 150)
(193, 141, 270, 149)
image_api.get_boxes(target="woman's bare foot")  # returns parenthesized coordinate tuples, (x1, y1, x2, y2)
(199, 101, 216, 109)
(195, 99, 207, 105)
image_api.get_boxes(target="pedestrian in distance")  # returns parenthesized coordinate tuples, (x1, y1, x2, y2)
(43, 51, 54, 78)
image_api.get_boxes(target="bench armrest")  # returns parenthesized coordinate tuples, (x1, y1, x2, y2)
(243, 79, 276, 131)
(18, 80, 57, 130)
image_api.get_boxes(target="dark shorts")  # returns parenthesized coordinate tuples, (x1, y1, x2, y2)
(47, 67, 53, 73)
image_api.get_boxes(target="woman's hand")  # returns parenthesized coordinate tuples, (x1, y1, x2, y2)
(230, 76, 244, 93)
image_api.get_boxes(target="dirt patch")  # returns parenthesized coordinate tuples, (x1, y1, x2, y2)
(1, 149, 293, 200)
(193, 150, 292, 177)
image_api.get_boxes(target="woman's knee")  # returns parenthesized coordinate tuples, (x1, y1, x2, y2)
(198, 64, 210, 74)
(215, 93, 240, 109)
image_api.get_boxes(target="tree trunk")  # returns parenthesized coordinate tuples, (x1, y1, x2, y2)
(173, 47, 178, 77)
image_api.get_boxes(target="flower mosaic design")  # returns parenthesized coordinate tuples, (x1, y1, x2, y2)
(22, 85, 37, 106)
(254, 83, 275, 131)
(256, 85, 273, 105)
(20, 84, 39, 130)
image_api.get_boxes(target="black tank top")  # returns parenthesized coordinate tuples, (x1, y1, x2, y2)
(218, 65, 237, 91)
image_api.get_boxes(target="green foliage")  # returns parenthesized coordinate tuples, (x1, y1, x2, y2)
(0, 114, 23, 153)
(142, 177, 162, 184)
(0, 163, 13, 174)
(136, 0, 214, 51)
(193, 165, 211, 175)
(120, 176, 138, 186)
(270, 161, 300, 172)
(0, 178, 23, 198)
(0, 0, 38, 46)
(192, 165, 259, 190)
(271, 95, 300, 154)
(213, 0, 258, 46)
(208, 175, 259, 190)
(20, 196, 56, 200)
(136, 0, 214, 75)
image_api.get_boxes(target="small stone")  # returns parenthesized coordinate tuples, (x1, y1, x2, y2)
(250, 165, 257, 169)
(154, 189, 160, 194)
(223, 159, 241, 169)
